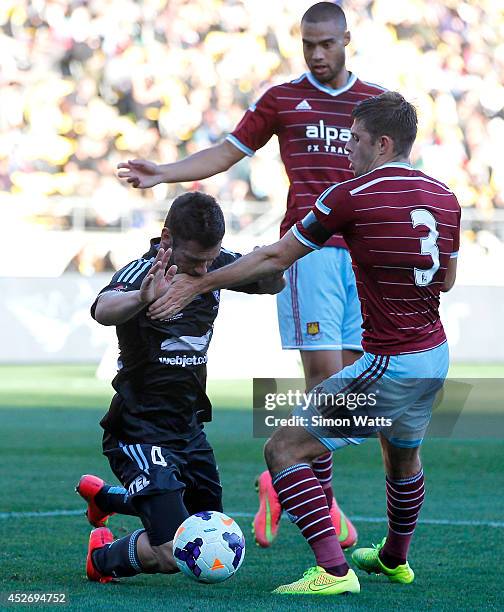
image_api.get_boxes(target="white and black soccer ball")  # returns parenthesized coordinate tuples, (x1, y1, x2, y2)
(173, 511, 245, 583)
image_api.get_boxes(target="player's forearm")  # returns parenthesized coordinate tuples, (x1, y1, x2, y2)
(254, 273, 286, 295)
(159, 141, 243, 183)
(199, 247, 287, 294)
(94, 291, 146, 326)
(147, 234, 307, 321)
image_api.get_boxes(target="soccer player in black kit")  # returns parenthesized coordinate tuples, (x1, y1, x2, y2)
(77, 191, 284, 582)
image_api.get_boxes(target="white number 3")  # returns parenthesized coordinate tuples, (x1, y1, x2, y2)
(410, 209, 440, 287)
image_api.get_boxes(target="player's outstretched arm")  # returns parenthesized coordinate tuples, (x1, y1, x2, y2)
(147, 232, 310, 320)
(252, 271, 286, 294)
(230, 247, 286, 295)
(94, 249, 176, 325)
(117, 141, 245, 189)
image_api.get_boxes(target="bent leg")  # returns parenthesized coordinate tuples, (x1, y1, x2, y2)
(92, 490, 188, 577)
(137, 535, 178, 574)
(263, 248, 362, 551)
(264, 426, 350, 577)
(182, 434, 223, 515)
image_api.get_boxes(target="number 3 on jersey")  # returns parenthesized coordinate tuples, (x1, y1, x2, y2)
(410, 208, 440, 287)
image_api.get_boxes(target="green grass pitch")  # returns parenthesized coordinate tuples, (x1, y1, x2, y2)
(0, 364, 503, 611)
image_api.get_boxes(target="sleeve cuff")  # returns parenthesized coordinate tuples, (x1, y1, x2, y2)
(225, 134, 255, 157)
(315, 198, 331, 215)
(291, 225, 321, 251)
(450, 252, 458, 259)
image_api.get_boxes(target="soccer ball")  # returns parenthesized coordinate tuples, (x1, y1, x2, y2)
(173, 511, 245, 584)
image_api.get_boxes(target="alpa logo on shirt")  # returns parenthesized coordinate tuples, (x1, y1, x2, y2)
(305, 120, 351, 153)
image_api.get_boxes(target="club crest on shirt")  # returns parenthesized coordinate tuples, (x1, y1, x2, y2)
(307, 322, 320, 336)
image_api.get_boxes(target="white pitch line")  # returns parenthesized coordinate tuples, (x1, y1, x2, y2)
(233, 512, 504, 529)
(1, 509, 503, 529)
(0, 509, 83, 519)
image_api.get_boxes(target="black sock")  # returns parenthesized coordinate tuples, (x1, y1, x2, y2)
(92, 529, 144, 578)
(95, 485, 137, 516)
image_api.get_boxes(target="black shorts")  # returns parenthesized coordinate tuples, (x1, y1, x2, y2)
(102, 430, 222, 545)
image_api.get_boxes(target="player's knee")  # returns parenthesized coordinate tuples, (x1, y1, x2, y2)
(264, 430, 297, 473)
(151, 541, 178, 574)
(381, 437, 422, 479)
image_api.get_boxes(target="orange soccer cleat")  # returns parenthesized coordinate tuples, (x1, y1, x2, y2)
(76, 474, 114, 528)
(329, 498, 358, 549)
(86, 527, 114, 583)
(252, 471, 283, 547)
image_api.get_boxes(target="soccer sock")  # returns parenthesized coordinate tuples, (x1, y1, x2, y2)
(380, 469, 425, 568)
(95, 485, 137, 516)
(92, 529, 144, 577)
(272, 463, 348, 577)
(312, 453, 334, 508)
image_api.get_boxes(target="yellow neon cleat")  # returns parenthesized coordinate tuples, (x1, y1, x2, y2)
(272, 566, 360, 595)
(352, 537, 415, 584)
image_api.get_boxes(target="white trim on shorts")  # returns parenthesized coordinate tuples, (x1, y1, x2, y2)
(282, 343, 363, 351)
(283, 343, 343, 351)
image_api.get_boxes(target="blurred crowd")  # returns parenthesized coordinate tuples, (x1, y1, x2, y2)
(0, 0, 503, 250)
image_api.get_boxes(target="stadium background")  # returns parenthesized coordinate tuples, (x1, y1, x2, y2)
(0, 1, 503, 610)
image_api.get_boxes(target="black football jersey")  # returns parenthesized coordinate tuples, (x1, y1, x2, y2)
(91, 238, 256, 444)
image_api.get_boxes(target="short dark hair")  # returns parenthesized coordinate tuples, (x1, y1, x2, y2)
(351, 92, 418, 156)
(164, 191, 225, 248)
(301, 2, 347, 28)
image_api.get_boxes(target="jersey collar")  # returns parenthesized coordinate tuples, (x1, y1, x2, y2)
(376, 162, 414, 170)
(305, 71, 357, 96)
(142, 237, 161, 259)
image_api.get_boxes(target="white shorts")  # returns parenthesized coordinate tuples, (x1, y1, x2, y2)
(276, 247, 362, 351)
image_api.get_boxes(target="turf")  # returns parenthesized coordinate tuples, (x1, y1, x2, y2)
(0, 365, 503, 611)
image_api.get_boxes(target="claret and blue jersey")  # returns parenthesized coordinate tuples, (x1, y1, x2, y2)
(227, 72, 386, 246)
(293, 163, 461, 355)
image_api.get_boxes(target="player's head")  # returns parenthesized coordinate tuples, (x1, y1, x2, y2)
(301, 2, 350, 84)
(162, 191, 224, 276)
(345, 92, 418, 176)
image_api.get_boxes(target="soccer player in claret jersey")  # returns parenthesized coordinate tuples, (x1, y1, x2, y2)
(76, 192, 283, 583)
(118, 2, 386, 550)
(148, 92, 461, 596)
